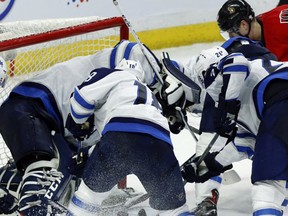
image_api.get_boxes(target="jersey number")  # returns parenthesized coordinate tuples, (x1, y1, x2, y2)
(133, 81, 161, 110)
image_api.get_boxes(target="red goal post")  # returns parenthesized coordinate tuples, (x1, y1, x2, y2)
(0, 16, 128, 187)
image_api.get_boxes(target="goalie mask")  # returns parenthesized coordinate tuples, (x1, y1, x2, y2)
(193, 46, 228, 89)
(0, 57, 7, 88)
(115, 58, 145, 82)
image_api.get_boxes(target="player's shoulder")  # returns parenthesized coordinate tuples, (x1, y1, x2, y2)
(257, 4, 288, 20)
(222, 36, 277, 61)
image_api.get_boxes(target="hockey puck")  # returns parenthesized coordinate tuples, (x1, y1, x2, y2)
(138, 208, 147, 216)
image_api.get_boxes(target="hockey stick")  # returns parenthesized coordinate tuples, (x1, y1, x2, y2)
(176, 106, 199, 142)
(124, 193, 150, 209)
(180, 133, 241, 186)
(181, 133, 219, 185)
(194, 133, 219, 168)
(112, 0, 164, 85)
(122, 158, 241, 210)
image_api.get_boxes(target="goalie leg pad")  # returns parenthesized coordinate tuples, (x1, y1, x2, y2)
(0, 97, 55, 171)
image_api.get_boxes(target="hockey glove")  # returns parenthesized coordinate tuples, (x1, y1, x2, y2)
(162, 94, 187, 134)
(214, 94, 240, 139)
(158, 75, 187, 134)
(181, 152, 233, 183)
(65, 113, 95, 141)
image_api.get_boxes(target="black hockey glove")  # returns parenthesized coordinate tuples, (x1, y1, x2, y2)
(161, 93, 187, 134)
(167, 107, 187, 134)
(181, 152, 233, 183)
(65, 113, 95, 141)
(214, 94, 240, 139)
(158, 75, 187, 134)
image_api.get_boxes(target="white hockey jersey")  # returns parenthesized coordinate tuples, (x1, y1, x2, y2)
(70, 67, 172, 145)
(10, 40, 162, 147)
(181, 53, 288, 164)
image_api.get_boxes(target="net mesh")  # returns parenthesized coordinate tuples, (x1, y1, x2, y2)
(0, 16, 128, 166)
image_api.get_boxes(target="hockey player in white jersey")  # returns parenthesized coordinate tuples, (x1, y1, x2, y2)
(160, 36, 279, 216)
(179, 46, 288, 215)
(0, 39, 169, 215)
(66, 59, 193, 216)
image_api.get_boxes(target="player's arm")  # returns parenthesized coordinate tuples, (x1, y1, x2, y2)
(66, 68, 117, 140)
(214, 53, 249, 139)
(182, 126, 253, 183)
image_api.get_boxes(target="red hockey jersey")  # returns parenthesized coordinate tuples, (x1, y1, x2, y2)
(257, 5, 288, 61)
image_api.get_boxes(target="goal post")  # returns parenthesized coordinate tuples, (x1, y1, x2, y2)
(0, 16, 129, 187)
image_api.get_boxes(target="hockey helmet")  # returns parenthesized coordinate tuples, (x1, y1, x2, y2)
(115, 58, 145, 82)
(217, 0, 255, 33)
(112, 40, 161, 86)
(0, 57, 7, 88)
(193, 46, 228, 88)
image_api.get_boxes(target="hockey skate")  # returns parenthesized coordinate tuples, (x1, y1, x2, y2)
(192, 189, 219, 216)
(18, 159, 74, 216)
(69, 183, 145, 216)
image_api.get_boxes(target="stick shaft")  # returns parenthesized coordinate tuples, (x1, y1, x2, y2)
(113, 0, 164, 85)
(195, 133, 219, 167)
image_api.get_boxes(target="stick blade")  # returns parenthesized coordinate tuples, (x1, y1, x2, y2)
(222, 170, 241, 185)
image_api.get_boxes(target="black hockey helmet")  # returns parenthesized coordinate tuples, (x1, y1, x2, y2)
(217, 0, 255, 33)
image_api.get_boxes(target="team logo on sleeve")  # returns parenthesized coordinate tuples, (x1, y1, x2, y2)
(280, 9, 288, 23)
(0, 0, 14, 21)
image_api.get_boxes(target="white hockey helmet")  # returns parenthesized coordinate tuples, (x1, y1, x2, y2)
(115, 58, 145, 82)
(193, 46, 228, 88)
(0, 57, 7, 88)
(113, 40, 161, 85)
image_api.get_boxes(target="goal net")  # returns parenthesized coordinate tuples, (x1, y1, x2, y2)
(0, 16, 129, 167)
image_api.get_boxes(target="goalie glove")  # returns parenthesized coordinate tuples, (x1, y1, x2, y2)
(181, 152, 233, 183)
(65, 113, 95, 141)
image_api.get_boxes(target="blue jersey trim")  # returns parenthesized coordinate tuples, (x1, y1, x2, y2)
(210, 175, 222, 183)
(102, 117, 172, 145)
(70, 105, 92, 121)
(110, 41, 137, 68)
(110, 46, 117, 68)
(11, 82, 62, 126)
(73, 88, 95, 110)
(235, 145, 254, 158)
(255, 71, 288, 118)
(221, 36, 257, 49)
(236, 131, 256, 139)
(123, 42, 137, 60)
(253, 208, 282, 216)
(282, 199, 288, 207)
(223, 64, 248, 74)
